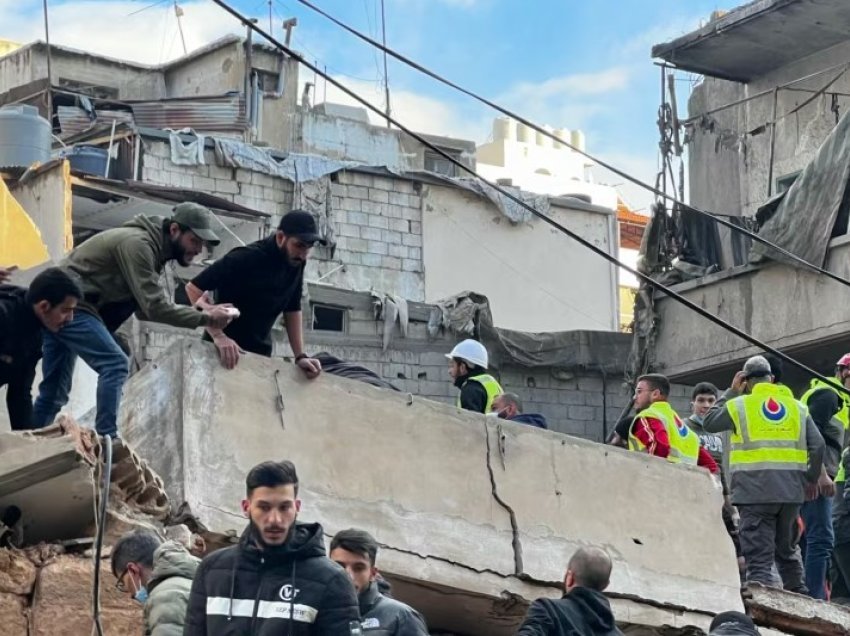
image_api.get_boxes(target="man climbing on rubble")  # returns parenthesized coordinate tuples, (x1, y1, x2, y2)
(31, 203, 235, 438)
(0, 267, 81, 430)
(515, 546, 623, 635)
(627, 374, 719, 473)
(798, 354, 850, 599)
(184, 460, 360, 635)
(491, 393, 548, 429)
(446, 339, 503, 414)
(185, 210, 324, 378)
(703, 355, 825, 593)
(330, 528, 429, 635)
(112, 530, 199, 635)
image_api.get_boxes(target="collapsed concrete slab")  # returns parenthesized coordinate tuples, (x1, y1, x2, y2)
(745, 584, 850, 636)
(119, 340, 743, 635)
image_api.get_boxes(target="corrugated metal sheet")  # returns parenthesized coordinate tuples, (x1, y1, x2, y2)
(57, 106, 134, 138)
(130, 95, 247, 132)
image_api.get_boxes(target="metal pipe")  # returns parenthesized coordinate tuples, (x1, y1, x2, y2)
(767, 87, 779, 197)
(43, 0, 53, 127)
(104, 119, 117, 178)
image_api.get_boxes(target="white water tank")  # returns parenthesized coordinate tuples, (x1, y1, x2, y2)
(517, 123, 534, 143)
(536, 124, 554, 148)
(493, 117, 515, 141)
(0, 105, 51, 168)
(554, 128, 571, 150)
(571, 129, 586, 153)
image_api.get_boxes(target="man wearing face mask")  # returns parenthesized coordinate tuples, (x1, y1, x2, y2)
(112, 531, 199, 635)
(703, 355, 825, 592)
(184, 460, 359, 635)
(31, 203, 235, 438)
(186, 210, 324, 378)
(330, 528, 428, 635)
(490, 393, 548, 429)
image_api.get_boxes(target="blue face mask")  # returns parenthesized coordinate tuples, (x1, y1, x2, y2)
(132, 575, 149, 604)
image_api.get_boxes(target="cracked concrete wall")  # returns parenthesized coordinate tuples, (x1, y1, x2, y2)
(118, 339, 742, 635)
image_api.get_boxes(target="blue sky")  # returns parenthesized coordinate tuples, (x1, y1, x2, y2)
(4, 0, 739, 208)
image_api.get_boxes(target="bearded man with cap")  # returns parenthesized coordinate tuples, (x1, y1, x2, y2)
(703, 355, 825, 592)
(186, 210, 324, 378)
(445, 339, 502, 414)
(32, 203, 234, 438)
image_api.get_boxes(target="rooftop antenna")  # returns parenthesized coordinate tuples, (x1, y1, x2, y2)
(282, 17, 297, 47)
(174, 1, 188, 55)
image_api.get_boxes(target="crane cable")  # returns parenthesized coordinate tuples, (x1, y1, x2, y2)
(294, 0, 850, 291)
(208, 0, 847, 394)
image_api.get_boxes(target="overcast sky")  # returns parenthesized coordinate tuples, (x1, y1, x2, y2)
(2, 0, 739, 210)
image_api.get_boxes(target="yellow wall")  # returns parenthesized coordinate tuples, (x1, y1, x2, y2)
(619, 286, 636, 332)
(0, 39, 21, 58)
(0, 177, 50, 270)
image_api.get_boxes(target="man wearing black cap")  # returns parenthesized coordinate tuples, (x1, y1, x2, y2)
(186, 210, 324, 378)
(32, 203, 235, 438)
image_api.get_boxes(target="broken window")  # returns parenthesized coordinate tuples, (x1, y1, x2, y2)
(311, 303, 346, 332)
(424, 149, 461, 177)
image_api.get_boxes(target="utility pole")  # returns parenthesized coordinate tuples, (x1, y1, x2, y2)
(268, 0, 273, 34)
(43, 0, 53, 126)
(380, 0, 391, 128)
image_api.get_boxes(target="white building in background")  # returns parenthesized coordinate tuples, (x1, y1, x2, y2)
(476, 117, 618, 210)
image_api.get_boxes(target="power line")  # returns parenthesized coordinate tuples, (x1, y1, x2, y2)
(293, 0, 850, 292)
(206, 0, 846, 392)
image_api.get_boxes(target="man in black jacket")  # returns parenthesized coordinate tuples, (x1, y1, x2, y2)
(330, 528, 428, 635)
(0, 268, 82, 430)
(516, 547, 623, 636)
(184, 460, 359, 635)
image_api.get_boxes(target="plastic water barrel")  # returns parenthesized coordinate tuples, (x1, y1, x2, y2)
(66, 145, 110, 176)
(0, 105, 51, 168)
(492, 117, 515, 141)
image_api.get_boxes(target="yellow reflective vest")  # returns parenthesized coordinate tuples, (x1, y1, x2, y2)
(457, 373, 503, 413)
(801, 377, 850, 430)
(725, 383, 808, 474)
(629, 401, 700, 464)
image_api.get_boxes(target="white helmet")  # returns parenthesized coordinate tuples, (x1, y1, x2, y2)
(446, 339, 489, 369)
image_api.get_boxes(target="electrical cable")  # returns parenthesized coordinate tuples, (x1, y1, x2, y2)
(91, 436, 113, 636)
(293, 0, 850, 291)
(207, 0, 848, 393)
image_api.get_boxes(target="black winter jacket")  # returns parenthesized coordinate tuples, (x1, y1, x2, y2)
(183, 522, 359, 636)
(358, 581, 428, 635)
(0, 286, 41, 430)
(515, 588, 623, 636)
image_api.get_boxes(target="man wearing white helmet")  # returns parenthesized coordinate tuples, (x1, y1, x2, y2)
(445, 339, 503, 414)
(703, 355, 825, 593)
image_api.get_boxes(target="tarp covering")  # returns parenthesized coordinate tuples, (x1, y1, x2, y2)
(428, 291, 630, 373)
(750, 109, 850, 267)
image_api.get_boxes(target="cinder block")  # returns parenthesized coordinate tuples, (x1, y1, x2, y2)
(402, 234, 422, 247)
(361, 253, 383, 267)
(341, 198, 362, 212)
(361, 201, 388, 215)
(392, 180, 415, 194)
(252, 172, 274, 187)
(577, 376, 604, 392)
(361, 226, 383, 241)
(371, 176, 395, 191)
(349, 319, 379, 336)
(382, 256, 402, 270)
(401, 207, 420, 221)
(388, 244, 408, 258)
(367, 215, 390, 230)
(389, 218, 409, 233)
(193, 176, 216, 191)
(350, 173, 374, 188)
(584, 392, 604, 407)
(382, 230, 402, 244)
(568, 405, 597, 421)
(402, 258, 420, 272)
(389, 192, 409, 206)
(214, 179, 239, 194)
(369, 189, 390, 205)
(408, 247, 422, 261)
(367, 240, 389, 255)
(348, 211, 368, 226)
(348, 185, 369, 199)
(208, 164, 233, 179)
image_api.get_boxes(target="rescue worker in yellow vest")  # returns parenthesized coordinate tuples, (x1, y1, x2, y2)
(797, 354, 849, 599)
(627, 373, 719, 473)
(832, 447, 850, 604)
(446, 339, 502, 414)
(703, 356, 825, 593)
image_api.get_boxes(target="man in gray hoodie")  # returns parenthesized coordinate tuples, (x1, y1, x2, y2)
(31, 204, 234, 438)
(113, 530, 200, 636)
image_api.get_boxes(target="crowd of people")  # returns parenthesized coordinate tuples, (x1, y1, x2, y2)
(3, 206, 849, 632)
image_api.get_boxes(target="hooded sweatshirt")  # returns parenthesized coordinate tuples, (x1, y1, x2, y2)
(63, 214, 205, 331)
(183, 521, 359, 636)
(515, 587, 623, 636)
(145, 541, 199, 636)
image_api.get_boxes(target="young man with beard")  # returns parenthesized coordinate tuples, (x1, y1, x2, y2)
(185, 210, 324, 378)
(184, 460, 360, 635)
(330, 528, 428, 635)
(31, 203, 234, 438)
(516, 546, 623, 636)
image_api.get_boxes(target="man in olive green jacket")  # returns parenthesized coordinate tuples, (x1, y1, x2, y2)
(32, 204, 234, 438)
(113, 531, 199, 636)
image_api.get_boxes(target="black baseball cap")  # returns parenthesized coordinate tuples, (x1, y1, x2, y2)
(278, 210, 327, 245)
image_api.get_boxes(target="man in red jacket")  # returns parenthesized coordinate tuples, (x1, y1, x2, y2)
(628, 374, 719, 474)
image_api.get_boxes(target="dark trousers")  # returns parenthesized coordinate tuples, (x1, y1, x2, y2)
(738, 503, 806, 593)
(833, 542, 850, 605)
